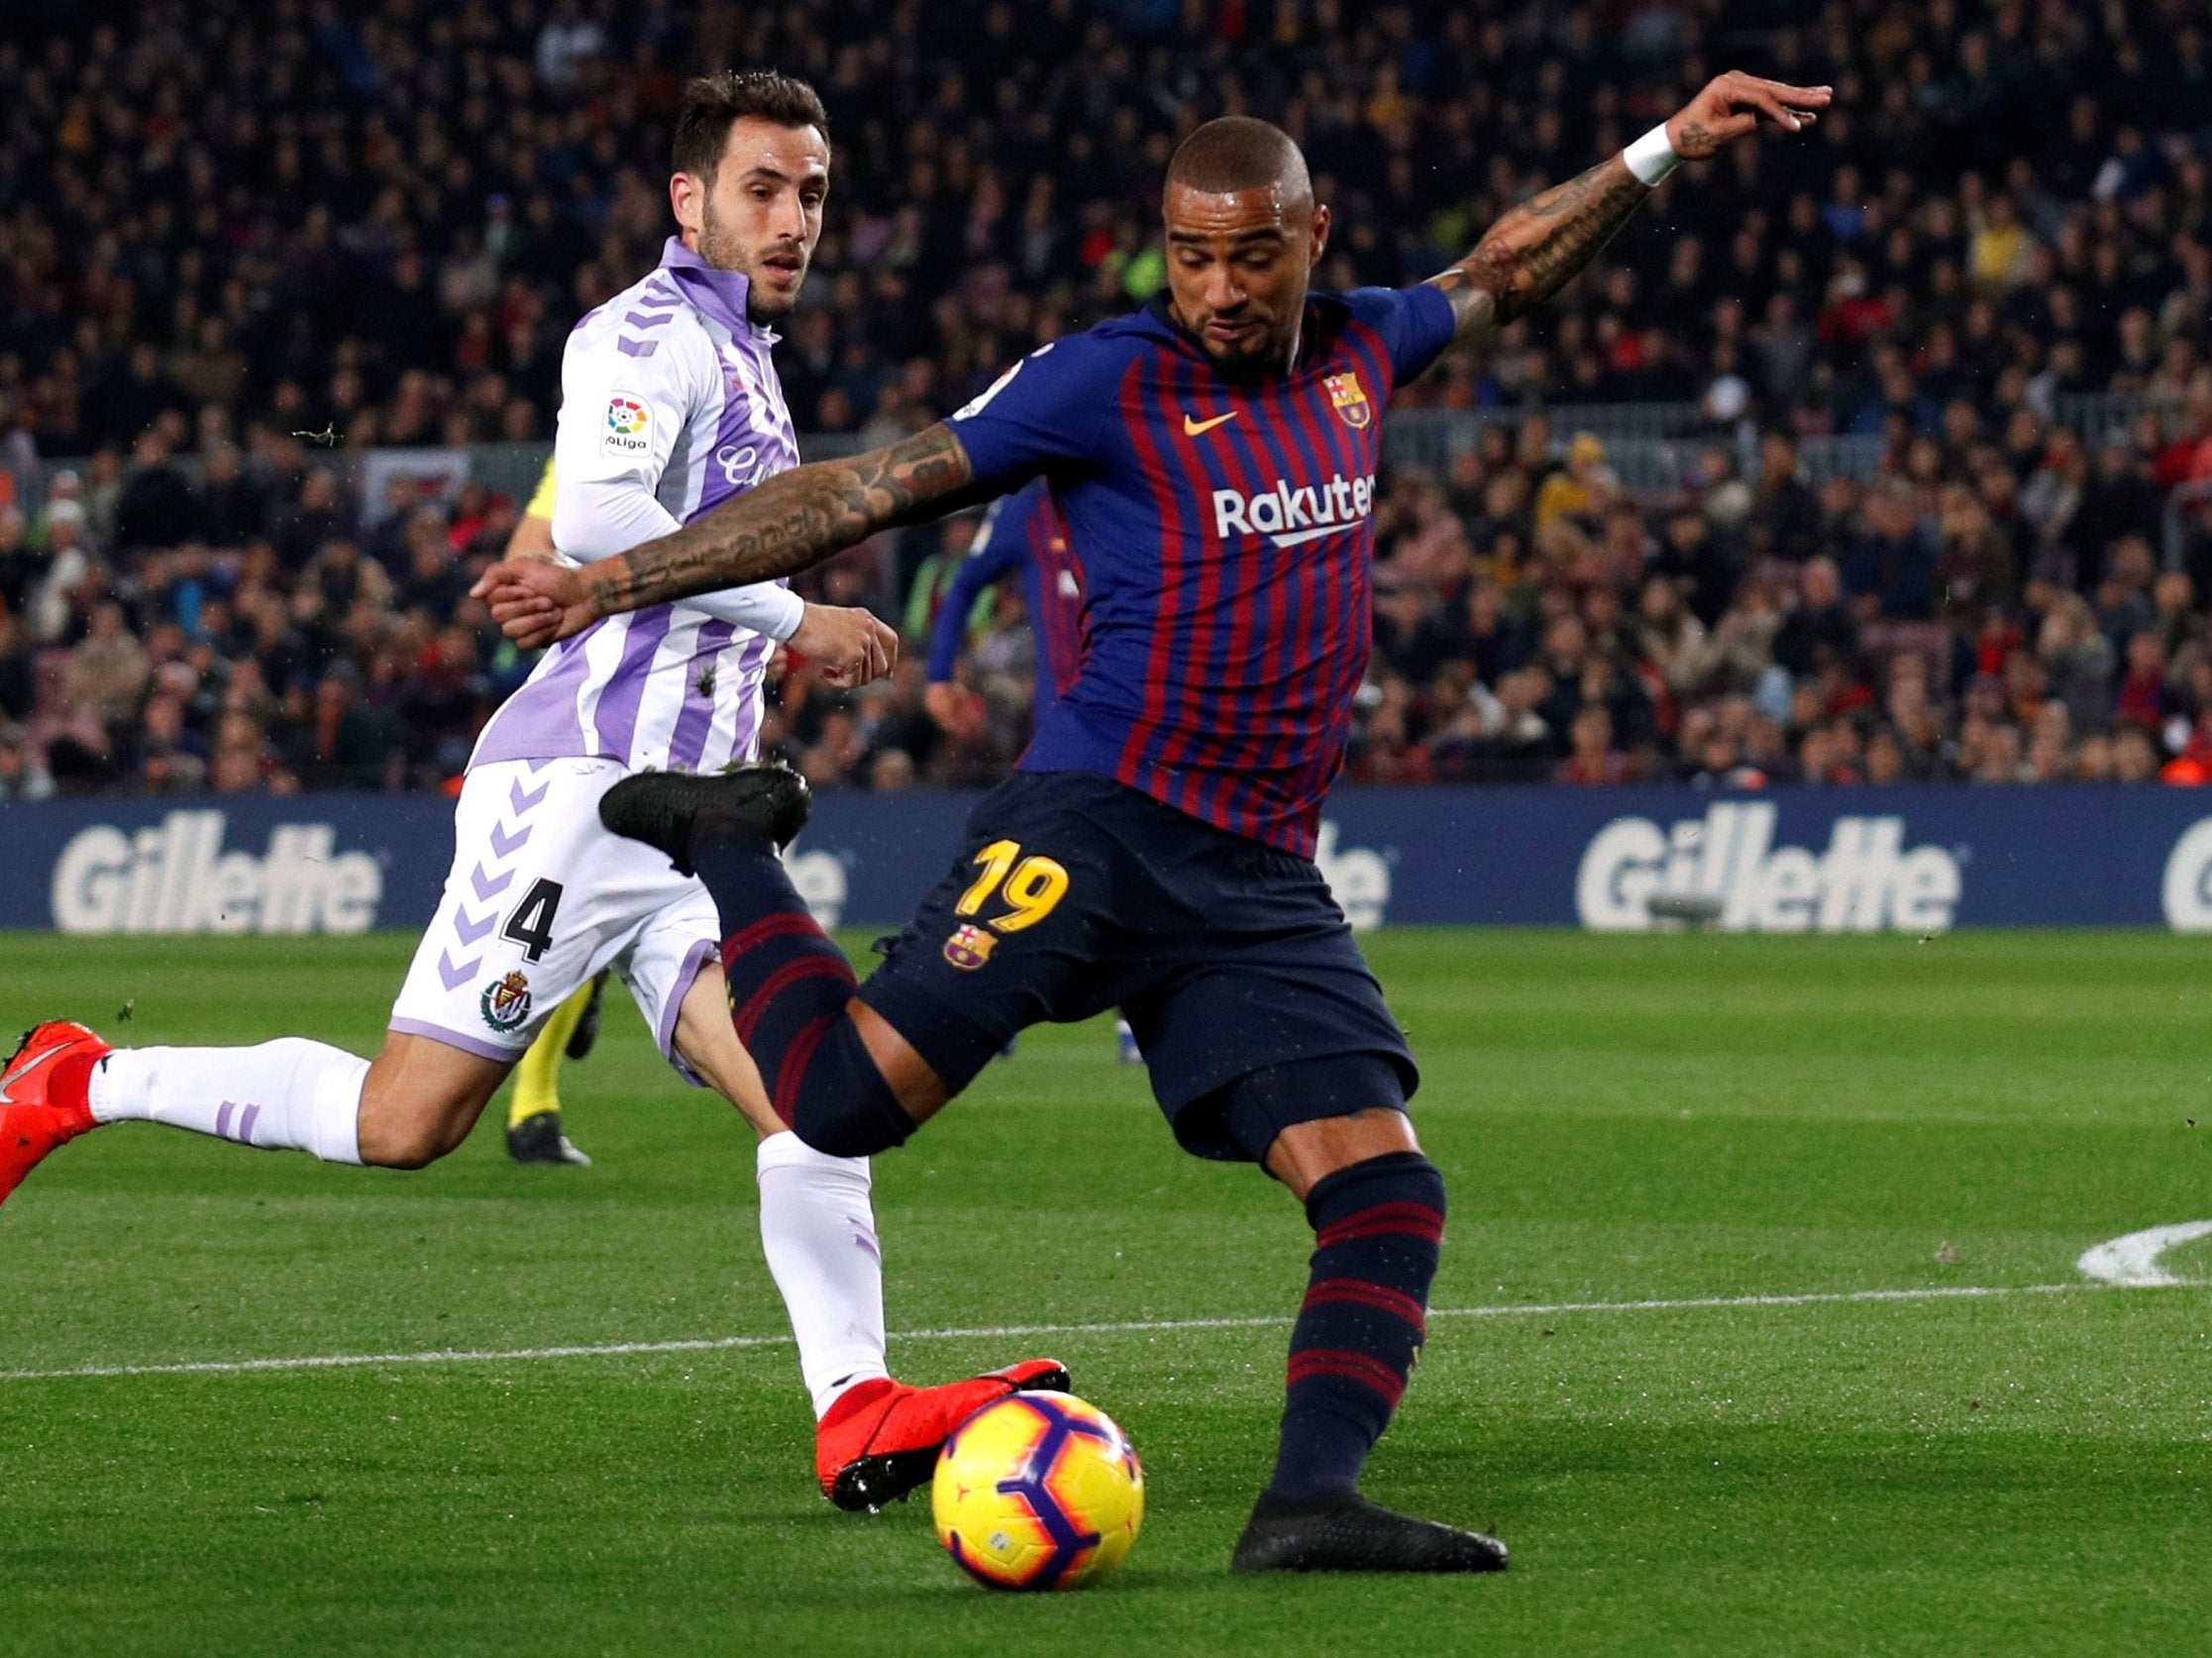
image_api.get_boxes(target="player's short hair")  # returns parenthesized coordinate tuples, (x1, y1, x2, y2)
(673, 70, 830, 180)
(1164, 117, 1312, 206)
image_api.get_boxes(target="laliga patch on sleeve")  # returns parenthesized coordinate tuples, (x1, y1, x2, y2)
(951, 340, 1054, 422)
(601, 393, 653, 459)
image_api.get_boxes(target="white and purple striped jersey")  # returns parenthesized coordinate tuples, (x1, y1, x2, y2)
(471, 238, 804, 775)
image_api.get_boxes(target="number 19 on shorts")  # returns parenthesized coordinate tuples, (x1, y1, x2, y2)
(955, 841, 1069, 933)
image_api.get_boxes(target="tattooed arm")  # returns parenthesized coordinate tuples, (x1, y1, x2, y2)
(1429, 71, 1832, 345)
(474, 423, 988, 648)
(1428, 155, 1652, 344)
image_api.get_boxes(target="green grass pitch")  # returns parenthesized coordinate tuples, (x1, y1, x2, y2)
(2, 928, 2209, 1655)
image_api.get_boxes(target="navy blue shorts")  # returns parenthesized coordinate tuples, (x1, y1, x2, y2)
(858, 771, 1418, 1161)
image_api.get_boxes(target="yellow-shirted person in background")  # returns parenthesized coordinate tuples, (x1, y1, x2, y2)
(500, 456, 603, 1166)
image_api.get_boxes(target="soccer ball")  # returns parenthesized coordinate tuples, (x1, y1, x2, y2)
(932, 1392, 1145, 1591)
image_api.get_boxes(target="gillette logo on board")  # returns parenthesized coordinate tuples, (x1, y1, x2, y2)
(51, 812, 384, 935)
(1575, 801, 1962, 933)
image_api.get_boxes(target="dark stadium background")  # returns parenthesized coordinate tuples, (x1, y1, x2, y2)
(2, 0, 2210, 803)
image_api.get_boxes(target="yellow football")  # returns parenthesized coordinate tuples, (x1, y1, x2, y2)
(932, 1392, 1145, 1591)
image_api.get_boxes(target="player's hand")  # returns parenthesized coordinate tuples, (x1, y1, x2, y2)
(471, 558, 600, 649)
(789, 602, 898, 687)
(1666, 71, 1832, 160)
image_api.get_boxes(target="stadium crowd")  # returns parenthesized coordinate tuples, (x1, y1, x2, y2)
(5, 0, 2212, 796)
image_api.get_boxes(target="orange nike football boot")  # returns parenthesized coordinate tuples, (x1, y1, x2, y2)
(0, 1022, 109, 1205)
(816, 1358, 1071, 1511)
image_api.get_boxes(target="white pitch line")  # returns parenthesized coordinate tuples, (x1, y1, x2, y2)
(0, 1279, 2182, 1385)
(2076, 1220, 2212, 1288)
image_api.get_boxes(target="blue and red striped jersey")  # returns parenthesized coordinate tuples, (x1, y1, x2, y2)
(925, 478, 1084, 716)
(947, 285, 1456, 856)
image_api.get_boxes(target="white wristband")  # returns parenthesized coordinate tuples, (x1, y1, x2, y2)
(1624, 124, 1681, 186)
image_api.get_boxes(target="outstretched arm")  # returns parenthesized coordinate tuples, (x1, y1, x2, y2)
(474, 423, 984, 648)
(926, 502, 1023, 685)
(1428, 71, 1832, 345)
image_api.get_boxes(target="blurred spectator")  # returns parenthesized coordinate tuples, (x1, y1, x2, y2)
(1841, 484, 1936, 621)
(0, 507, 36, 615)
(0, 606, 34, 723)
(64, 600, 151, 730)
(0, 722, 53, 799)
(1534, 435, 1619, 532)
(1555, 706, 1632, 785)
(113, 433, 197, 553)
(197, 445, 270, 549)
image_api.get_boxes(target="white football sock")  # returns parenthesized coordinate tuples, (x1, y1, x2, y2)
(757, 1131, 891, 1418)
(87, 1041, 369, 1165)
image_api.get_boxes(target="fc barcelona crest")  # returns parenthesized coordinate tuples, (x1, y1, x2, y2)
(480, 970, 533, 1031)
(943, 923, 998, 971)
(1325, 371, 1372, 429)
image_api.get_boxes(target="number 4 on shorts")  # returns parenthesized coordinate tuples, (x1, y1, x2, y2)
(502, 879, 564, 963)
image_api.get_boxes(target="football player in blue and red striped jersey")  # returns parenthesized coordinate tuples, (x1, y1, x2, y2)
(481, 70, 1830, 1572)
(923, 478, 1084, 726)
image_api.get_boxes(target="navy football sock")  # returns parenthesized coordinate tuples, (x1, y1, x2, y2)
(692, 835, 912, 1154)
(1268, 1151, 1445, 1503)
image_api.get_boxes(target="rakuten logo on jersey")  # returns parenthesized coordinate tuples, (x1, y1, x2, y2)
(1575, 800, 1962, 933)
(1211, 474, 1376, 548)
(52, 811, 383, 935)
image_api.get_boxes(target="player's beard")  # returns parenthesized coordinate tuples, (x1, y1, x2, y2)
(1185, 310, 1298, 381)
(1204, 328, 1291, 379)
(698, 205, 808, 324)
(1168, 291, 1300, 380)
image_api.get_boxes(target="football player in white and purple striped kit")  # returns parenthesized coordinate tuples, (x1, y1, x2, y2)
(2, 71, 1066, 1510)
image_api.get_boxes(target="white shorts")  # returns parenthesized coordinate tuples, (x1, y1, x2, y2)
(389, 757, 719, 1081)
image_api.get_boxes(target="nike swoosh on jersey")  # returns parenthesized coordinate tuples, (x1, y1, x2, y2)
(1182, 411, 1239, 437)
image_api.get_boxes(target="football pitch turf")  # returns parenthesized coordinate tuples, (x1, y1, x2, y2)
(2, 928, 2208, 1655)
